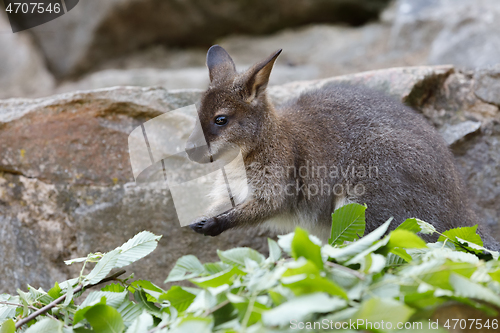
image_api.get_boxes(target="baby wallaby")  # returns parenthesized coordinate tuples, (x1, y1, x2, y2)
(186, 45, 498, 249)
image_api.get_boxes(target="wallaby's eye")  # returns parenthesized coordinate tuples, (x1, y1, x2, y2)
(214, 115, 228, 126)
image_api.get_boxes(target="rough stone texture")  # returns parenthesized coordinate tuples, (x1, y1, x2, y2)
(55, 64, 320, 93)
(0, 13, 55, 99)
(392, 0, 500, 69)
(474, 65, 500, 107)
(1, 66, 500, 293)
(25, 0, 390, 78)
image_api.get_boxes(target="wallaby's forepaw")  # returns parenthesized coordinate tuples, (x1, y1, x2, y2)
(189, 216, 225, 236)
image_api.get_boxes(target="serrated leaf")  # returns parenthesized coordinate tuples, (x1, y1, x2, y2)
(102, 283, 126, 293)
(134, 289, 161, 315)
(262, 293, 346, 326)
(74, 291, 127, 324)
(125, 310, 153, 333)
(129, 280, 165, 303)
(217, 248, 265, 267)
(203, 262, 229, 275)
(84, 304, 125, 333)
(455, 237, 499, 260)
(267, 238, 281, 262)
(396, 218, 436, 235)
(159, 286, 196, 313)
(191, 266, 245, 288)
(25, 318, 64, 333)
(63, 283, 73, 307)
(291, 227, 323, 270)
(388, 229, 427, 249)
(438, 225, 483, 247)
(84, 249, 120, 285)
(450, 273, 500, 307)
(116, 231, 162, 268)
(47, 282, 62, 299)
(0, 319, 15, 333)
(329, 203, 366, 245)
(117, 301, 143, 326)
(281, 259, 348, 299)
(226, 293, 269, 326)
(324, 218, 392, 263)
(165, 255, 206, 283)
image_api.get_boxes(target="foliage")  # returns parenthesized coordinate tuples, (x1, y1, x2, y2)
(2, 204, 500, 332)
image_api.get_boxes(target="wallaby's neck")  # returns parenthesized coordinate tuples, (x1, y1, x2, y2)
(243, 96, 291, 167)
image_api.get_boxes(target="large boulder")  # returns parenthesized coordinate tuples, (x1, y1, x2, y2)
(1, 65, 499, 293)
(25, 0, 390, 78)
(391, 0, 500, 69)
(0, 14, 55, 99)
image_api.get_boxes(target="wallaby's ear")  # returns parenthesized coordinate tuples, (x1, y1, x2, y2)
(206, 45, 236, 82)
(242, 49, 282, 102)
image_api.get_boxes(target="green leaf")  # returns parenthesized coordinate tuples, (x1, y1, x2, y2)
(217, 247, 265, 267)
(281, 259, 348, 299)
(84, 304, 125, 333)
(25, 318, 64, 333)
(329, 203, 366, 245)
(268, 238, 282, 262)
(0, 319, 15, 333)
(291, 227, 323, 270)
(388, 229, 427, 249)
(159, 286, 196, 313)
(116, 231, 162, 268)
(117, 301, 143, 326)
(324, 218, 393, 263)
(171, 316, 213, 333)
(74, 291, 127, 324)
(226, 293, 269, 326)
(134, 289, 161, 315)
(102, 283, 126, 293)
(450, 273, 500, 307)
(129, 280, 165, 303)
(191, 266, 245, 288)
(438, 225, 483, 247)
(165, 255, 206, 282)
(203, 262, 229, 275)
(354, 298, 415, 329)
(262, 293, 346, 327)
(396, 218, 437, 235)
(455, 237, 499, 260)
(125, 310, 153, 333)
(47, 282, 62, 299)
(84, 249, 120, 285)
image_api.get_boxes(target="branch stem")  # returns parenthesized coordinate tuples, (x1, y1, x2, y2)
(15, 269, 126, 329)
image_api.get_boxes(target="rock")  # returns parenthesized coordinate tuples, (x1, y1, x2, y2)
(391, 0, 500, 69)
(1, 65, 500, 293)
(25, 0, 391, 78)
(439, 121, 482, 146)
(474, 65, 500, 107)
(0, 13, 55, 99)
(55, 64, 319, 93)
(267, 65, 454, 106)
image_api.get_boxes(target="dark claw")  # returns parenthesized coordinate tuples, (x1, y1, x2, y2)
(189, 216, 224, 236)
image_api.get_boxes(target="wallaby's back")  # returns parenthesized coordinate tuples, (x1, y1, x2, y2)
(278, 84, 486, 239)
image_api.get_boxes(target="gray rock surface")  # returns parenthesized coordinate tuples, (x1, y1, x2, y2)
(25, 0, 390, 78)
(392, 0, 500, 69)
(0, 14, 55, 99)
(1, 66, 500, 293)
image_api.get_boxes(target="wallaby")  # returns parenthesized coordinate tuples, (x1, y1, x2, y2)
(186, 45, 499, 250)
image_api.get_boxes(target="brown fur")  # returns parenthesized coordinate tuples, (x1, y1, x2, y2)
(186, 45, 499, 250)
